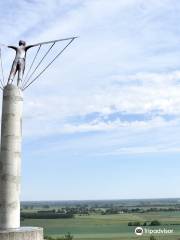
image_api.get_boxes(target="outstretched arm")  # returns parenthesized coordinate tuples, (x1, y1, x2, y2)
(8, 45, 17, 51)
(25, 44, 37, 50)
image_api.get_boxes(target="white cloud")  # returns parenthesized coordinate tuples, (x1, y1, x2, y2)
(100, 146, 180, 155)
(23, 70, 180, 127)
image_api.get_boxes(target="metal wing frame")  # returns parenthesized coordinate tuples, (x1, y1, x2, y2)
(0, 36, 77, 90)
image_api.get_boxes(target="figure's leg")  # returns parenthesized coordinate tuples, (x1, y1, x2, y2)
(17, 59, 25, 87)
(8, 61, 17, 84)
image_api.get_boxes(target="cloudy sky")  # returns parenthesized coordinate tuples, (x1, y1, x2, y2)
(1, 0, 180, 200)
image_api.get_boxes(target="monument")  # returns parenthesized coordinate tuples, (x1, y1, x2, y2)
(0, 37, 77, 239)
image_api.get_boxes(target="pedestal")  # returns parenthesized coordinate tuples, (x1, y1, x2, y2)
(0, 227, 44, 240)
(0, 84, 23, 228)
(0, 85, 44, 239)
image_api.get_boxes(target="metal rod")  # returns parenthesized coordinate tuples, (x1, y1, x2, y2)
(23, 38, 75, 90)
(23, 45, 42, 80)
(0, 78, 3, 90)
(24, 42, 55, 87)
(22, 45, 42, 88)
(0, 75, 4, 89)
(0, 83, 3, 90)
(31, 36, 78, 47)
(0, 48, 5, 87)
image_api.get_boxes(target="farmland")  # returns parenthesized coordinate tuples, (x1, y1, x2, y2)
(21, 199, 180, 240)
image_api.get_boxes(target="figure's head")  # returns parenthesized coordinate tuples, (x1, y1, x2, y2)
(19, 40, 26, 46)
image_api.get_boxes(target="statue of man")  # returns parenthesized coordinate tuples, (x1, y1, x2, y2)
(6, 40, 37, 86)
(0, 36, 76, 88)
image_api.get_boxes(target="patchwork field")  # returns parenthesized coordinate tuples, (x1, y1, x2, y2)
(21, 211, 180, 240)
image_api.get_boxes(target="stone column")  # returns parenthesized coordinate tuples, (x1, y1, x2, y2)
(0, 84, 23, 229)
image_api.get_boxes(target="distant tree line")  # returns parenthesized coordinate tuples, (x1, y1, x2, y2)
(20, 199, 180, 211)
(128, 220, 161, 227)
(101, 207, 180, 215)
(21, 211, 74, 219)
(21, 205, 180, 219)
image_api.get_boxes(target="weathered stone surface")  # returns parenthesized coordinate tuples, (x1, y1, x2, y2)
(0, 84, 23, 229)
(0, 227, 44, 240)
(0, 85, 44, 239)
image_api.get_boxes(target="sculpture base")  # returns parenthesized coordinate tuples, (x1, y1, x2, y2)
(0, 227, 43, 240)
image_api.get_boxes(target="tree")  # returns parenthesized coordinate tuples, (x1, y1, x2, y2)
(64, 233, 73, 240)
(150, 236, 157, 240)
(150, 220, 161, 226)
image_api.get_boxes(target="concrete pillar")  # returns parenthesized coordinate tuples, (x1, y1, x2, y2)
(0, 84, 23, 229)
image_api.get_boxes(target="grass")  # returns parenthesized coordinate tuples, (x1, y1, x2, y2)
(21, 211, 180, 240)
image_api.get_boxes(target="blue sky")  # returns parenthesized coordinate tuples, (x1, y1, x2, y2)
(1, 0, 180, 200)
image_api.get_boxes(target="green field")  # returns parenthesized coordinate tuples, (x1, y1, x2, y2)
(21, 211, 180, 240)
